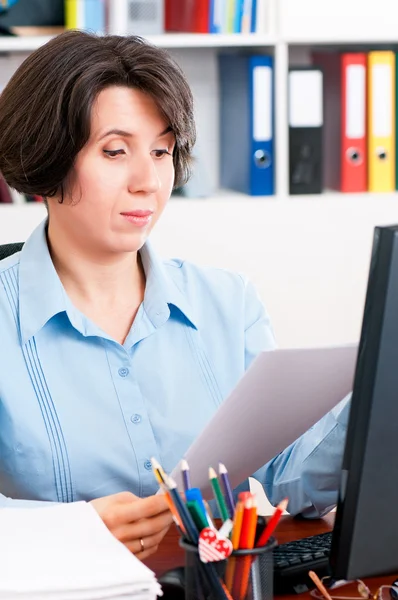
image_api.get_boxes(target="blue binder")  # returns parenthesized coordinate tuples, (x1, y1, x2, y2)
(85, 0, 106, 34)
(219, 54, 274, 196)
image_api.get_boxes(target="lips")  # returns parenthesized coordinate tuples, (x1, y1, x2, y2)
(120, 210, 154, 228)
(120, 210, 154, 217)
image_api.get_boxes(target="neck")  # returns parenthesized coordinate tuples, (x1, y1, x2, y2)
(47, 222, 145, 308)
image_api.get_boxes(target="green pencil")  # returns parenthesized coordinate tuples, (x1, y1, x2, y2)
(209, 466, 229, 522)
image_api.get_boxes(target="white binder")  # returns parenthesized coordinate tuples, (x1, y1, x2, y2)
(108, 0, 164, 36)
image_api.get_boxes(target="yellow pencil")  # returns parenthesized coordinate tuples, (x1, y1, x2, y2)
(150, 457, 186, 534)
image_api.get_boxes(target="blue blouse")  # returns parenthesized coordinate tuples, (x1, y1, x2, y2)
(0, 219, 350, 516)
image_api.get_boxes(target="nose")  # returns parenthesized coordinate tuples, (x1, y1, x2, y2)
(127, 154, 161, 195)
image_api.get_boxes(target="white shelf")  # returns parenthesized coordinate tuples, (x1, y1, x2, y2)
(284, 34, 398, 45)
(147, 33, 277, 48)
(0, 36, 55, 53)
(0, 32, 277, 54)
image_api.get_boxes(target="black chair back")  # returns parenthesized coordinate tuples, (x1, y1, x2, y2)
(0, 242, 24, 261)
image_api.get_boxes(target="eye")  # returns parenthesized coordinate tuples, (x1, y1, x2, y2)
(103, 149, 126, 158)
(152, 149, 172, 159)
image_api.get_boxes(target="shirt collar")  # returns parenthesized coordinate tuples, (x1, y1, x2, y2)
(140, 241, 198, 330)
(18, 219, 197, 345)
(19, 220, 68, 345)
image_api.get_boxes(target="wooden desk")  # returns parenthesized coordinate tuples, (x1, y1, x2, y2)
(144, 514, 398, 600)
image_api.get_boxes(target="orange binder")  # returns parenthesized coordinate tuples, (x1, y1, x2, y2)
(368, 51, 395, 192)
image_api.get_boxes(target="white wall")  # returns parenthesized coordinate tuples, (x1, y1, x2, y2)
(278, 0, 398, 42)
(2, 196, 398, 349)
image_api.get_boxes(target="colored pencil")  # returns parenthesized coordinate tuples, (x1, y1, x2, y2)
(219, 462, 235, 518)
(224, 555, 236, 592)
(185, 487, 208, 523)
(181, 458, 191, 494)
(309, 571, 334, 600)
(254, 515, 267, 546)
(231, 499, 245, 550)
(238, 555, 253, 600)
(237, 498, 258, 600)
(164, 474, 199, 543)
(239, 496, 258, 550)
(209, 466, 229, 522)
(150, 457, 186, 535)
(256, 497, 288, 547)
(186, 499, 209, 531)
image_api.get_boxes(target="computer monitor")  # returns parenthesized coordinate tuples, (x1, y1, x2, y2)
(330, 224, 398, 580)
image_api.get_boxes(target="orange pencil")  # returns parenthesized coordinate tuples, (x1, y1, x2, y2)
(238, 555, 253, 600)
(237, 497, 258, 599)
(224, 555, 236, 592)
(256, 497, 288, 547)
(239, 496, 258, 550)
(231, 499, 245, 550)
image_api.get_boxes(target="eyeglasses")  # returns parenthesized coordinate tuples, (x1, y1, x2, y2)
(309, 571, 398, 600)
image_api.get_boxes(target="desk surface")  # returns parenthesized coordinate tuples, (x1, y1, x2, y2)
(144, 513, 398, 600)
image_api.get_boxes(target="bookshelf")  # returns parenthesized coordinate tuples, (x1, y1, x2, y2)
(2, 0, 398, 347)
(0, 32, 277, 52)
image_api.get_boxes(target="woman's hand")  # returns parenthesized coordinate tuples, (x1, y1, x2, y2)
(90, 491, 173, 560)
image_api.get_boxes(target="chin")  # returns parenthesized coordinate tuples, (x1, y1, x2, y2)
(112, 233, 149, 254)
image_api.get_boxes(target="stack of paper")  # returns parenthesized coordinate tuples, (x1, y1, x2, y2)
(0, 502, 162, 600)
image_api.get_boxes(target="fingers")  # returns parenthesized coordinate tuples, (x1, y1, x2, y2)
(124, 525, 170, 556)
(112, 491, 139, 503)
(116, 510, 173, 543)
(90, 491, 139, 517)
(135, 546, 159, 561)
(117, 494, 170, 523)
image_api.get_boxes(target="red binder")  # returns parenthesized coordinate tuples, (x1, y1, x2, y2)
(313, 52, 367, 193)
(341, 53, 367, 193)
(165, 0, 210, 33)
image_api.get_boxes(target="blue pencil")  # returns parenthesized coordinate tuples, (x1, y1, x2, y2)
(219, 462, 235, 518)
(164, 475, 199, 543)
(181, 458, 191, 494)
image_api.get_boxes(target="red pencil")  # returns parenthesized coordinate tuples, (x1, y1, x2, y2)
(255, 498, 288, 547)
(239, 496, 258, 550)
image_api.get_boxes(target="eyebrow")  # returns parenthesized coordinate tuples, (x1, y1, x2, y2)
(97, 125, 173, 142)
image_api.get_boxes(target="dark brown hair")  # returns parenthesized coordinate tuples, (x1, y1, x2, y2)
(0, 30, 196, 199)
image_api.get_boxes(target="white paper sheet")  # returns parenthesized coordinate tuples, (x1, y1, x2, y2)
(171, 344, 358, 498)
(0, 502, 161, 599)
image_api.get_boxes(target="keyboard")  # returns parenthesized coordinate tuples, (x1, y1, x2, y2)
(273, 531, 333, 594)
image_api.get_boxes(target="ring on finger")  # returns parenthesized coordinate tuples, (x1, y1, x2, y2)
(139, 538, 145, 552)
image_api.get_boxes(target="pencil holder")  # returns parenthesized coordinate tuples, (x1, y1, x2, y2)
(180, 537, 276, 600)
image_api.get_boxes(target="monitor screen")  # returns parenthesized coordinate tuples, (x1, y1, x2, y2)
(330, 224, 398, 580)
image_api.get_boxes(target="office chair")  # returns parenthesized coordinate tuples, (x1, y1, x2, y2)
(0, 242, 24, 261)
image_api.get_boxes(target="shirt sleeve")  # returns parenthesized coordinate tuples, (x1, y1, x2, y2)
(253, 394, 351, 518)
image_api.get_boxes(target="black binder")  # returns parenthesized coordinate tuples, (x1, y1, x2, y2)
(288, 67, 324, 195)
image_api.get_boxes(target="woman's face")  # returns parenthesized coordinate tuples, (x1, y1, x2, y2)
(49, 85, 176, 256)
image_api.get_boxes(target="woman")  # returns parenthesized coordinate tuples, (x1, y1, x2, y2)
(0, 31, 349, 559)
